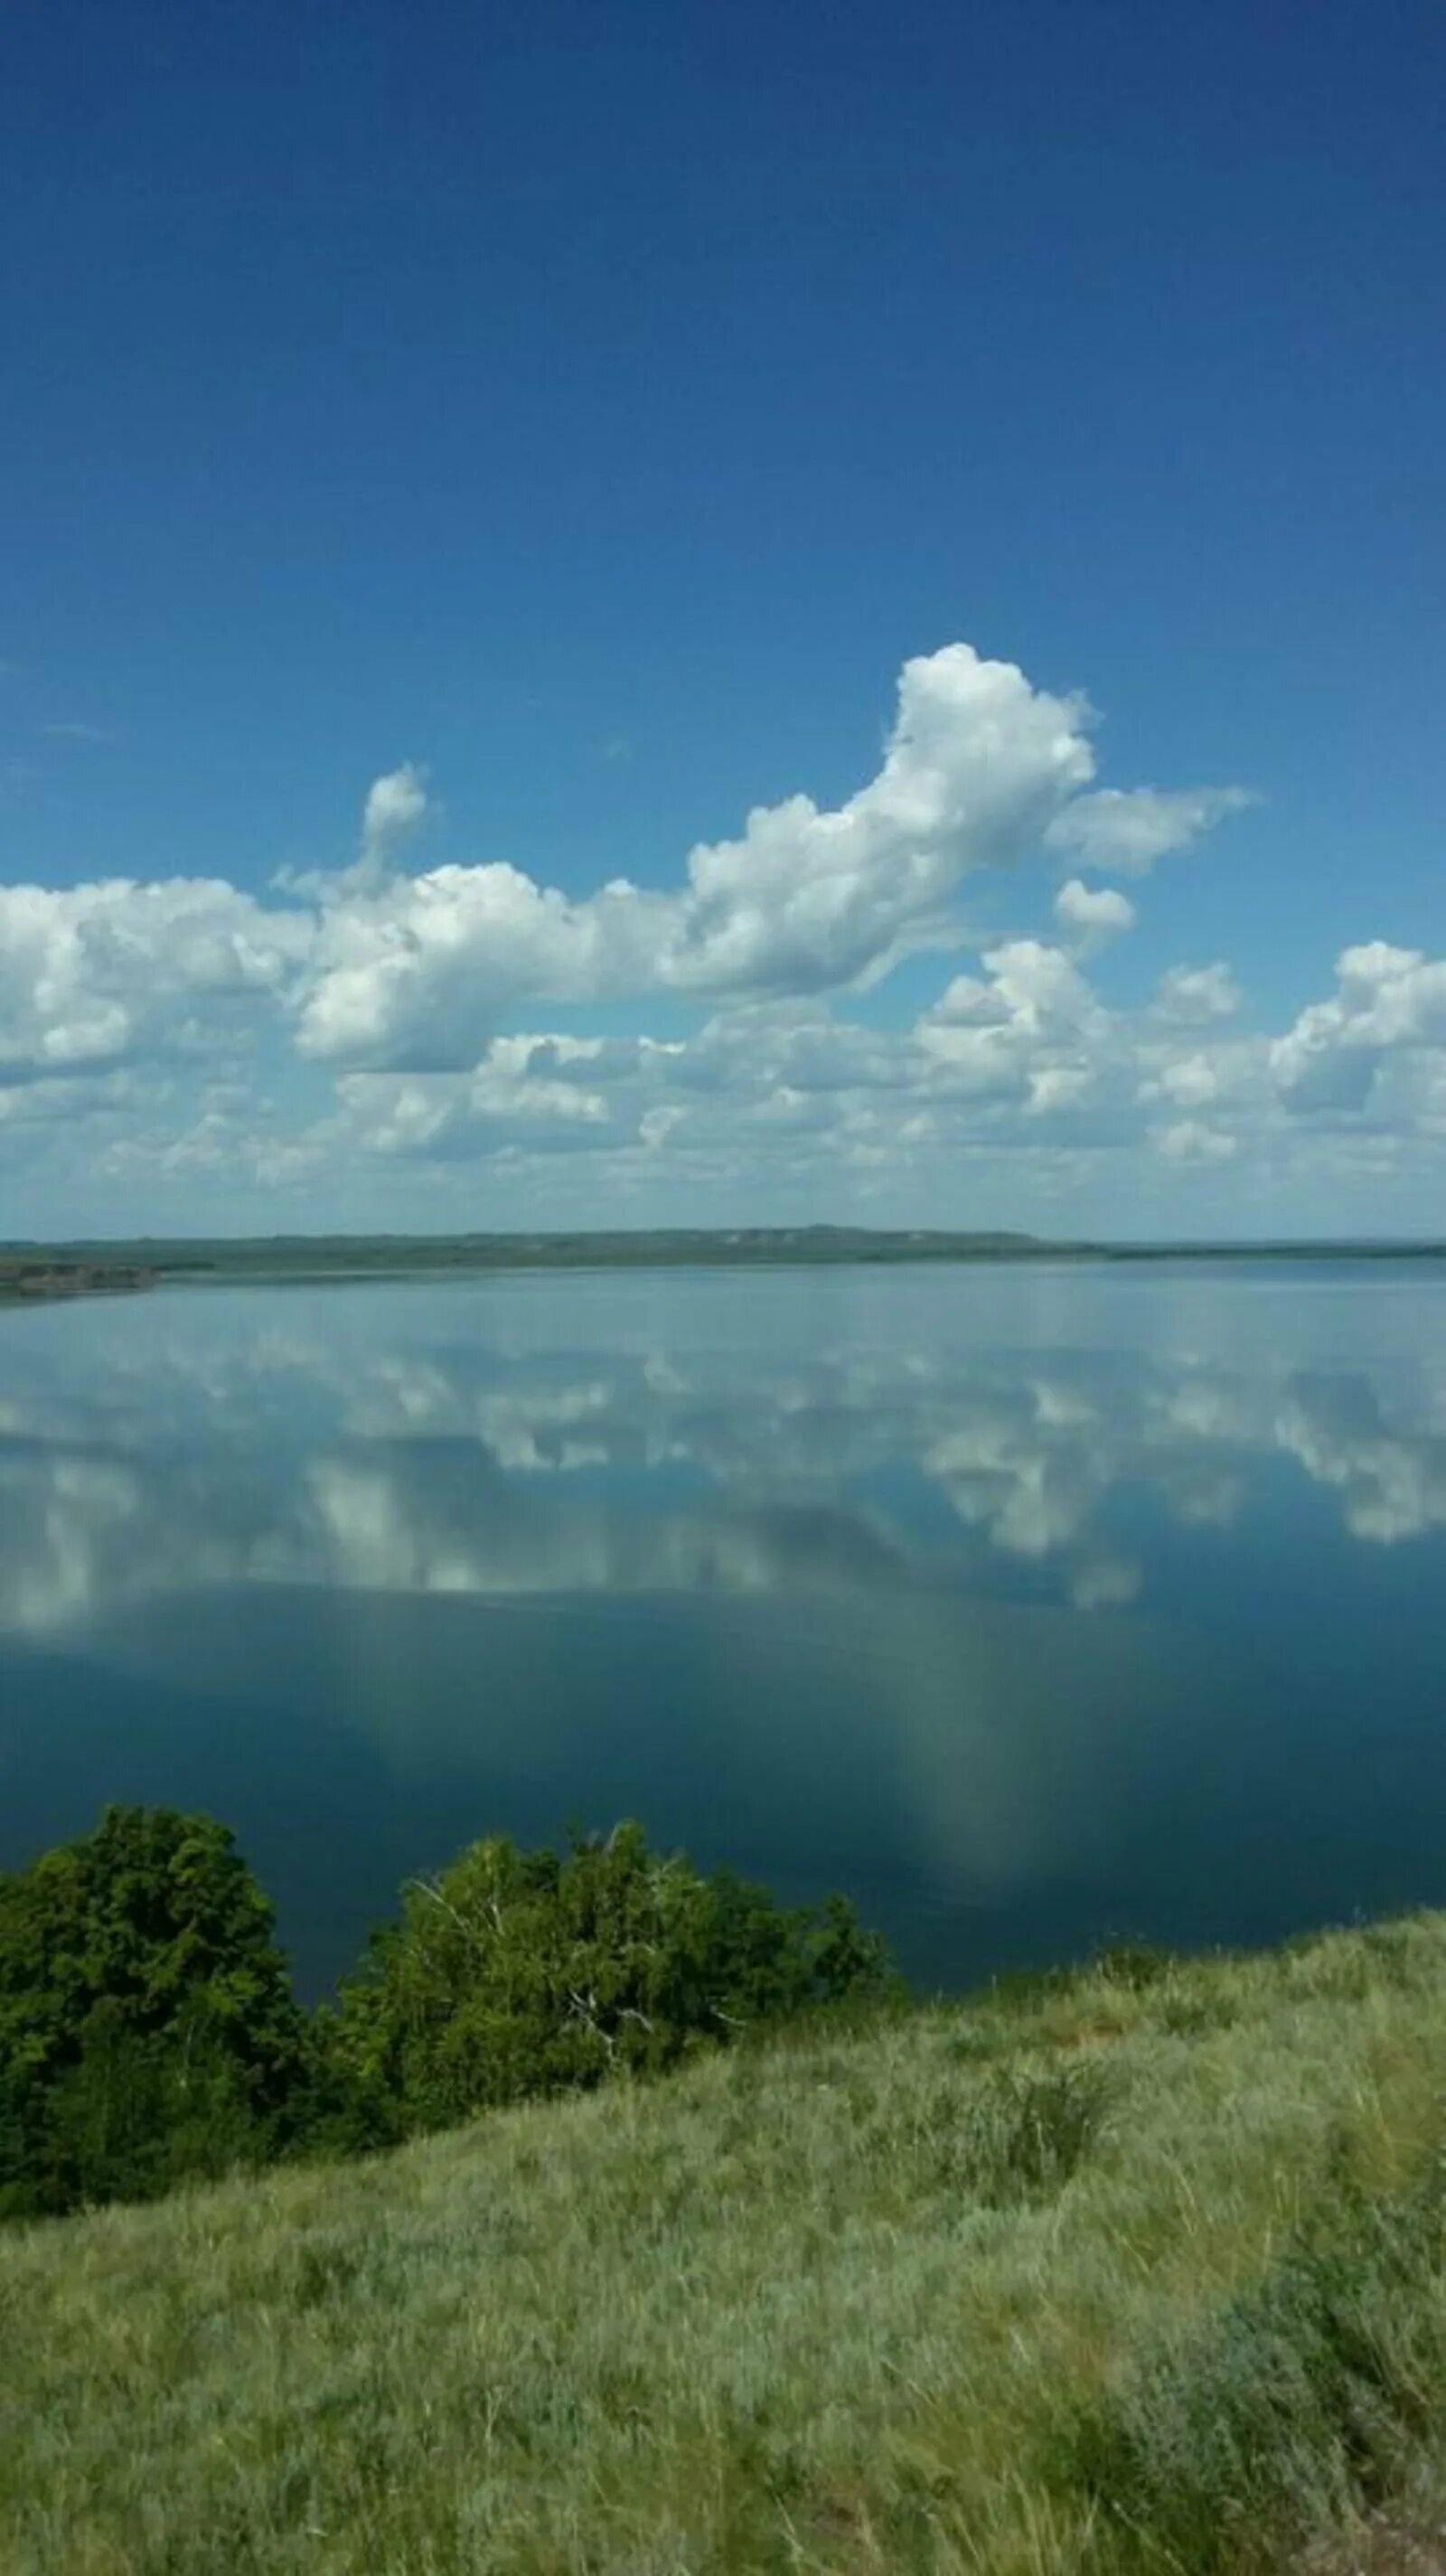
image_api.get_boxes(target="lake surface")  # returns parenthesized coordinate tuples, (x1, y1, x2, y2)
(3, 1260, 1446, 1995)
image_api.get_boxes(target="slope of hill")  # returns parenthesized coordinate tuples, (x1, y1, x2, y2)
(7, 1919, 1446, 2574)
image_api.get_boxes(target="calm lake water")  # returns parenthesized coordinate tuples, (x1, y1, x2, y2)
(3, 1260, 1445, 1995)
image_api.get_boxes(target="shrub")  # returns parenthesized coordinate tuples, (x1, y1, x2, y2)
(322, 1821, 893, 2142)
(1058, 2166, 1446, 2570)
(0, 1806, 308, 2217)
(0, 1809, 893, 2210)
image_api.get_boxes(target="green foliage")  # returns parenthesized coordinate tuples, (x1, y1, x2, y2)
(1060, 2166, 1446, 2570)
(324, 1821, 893, 2143)
(933, 2056, 1113, 2205)
(1091, 1938, 1177, 1992)
(0, 1808, 891, 2214)
(0, 1805, 308, 2217)
(9, 1913, 1446, 2572)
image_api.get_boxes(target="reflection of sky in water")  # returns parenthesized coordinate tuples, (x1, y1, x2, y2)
(3, 1262, 1446, 1992)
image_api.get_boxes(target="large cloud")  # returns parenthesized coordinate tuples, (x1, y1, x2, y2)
(916, 940, 1110, 1115)
(294, 645, 1108, 1067)
(1272, 944, 1446, 1114)
(9, 636, 1443, 1228)
(667, 644, 1096, 993)
(90, 917, 1446, 1215)
(321, 931, 1140, 1177)
(1, 644, 1247, 1098)
(0, 878, 310, 1082)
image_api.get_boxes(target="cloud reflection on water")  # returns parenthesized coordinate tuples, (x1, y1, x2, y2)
(5, 1271, 1446, 1990)
(2, 1282, 1445, 1642)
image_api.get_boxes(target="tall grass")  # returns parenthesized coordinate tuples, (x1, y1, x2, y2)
(6, 1915, 1446, 2573)
(1062, 2162, 1446, 2570)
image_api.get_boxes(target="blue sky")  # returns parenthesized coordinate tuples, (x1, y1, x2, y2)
(3, 0, 1443, 1236)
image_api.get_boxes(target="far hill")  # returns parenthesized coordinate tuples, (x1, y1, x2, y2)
(5, 1227, 1446, 1287)
(0, 1224, 1044, 1280)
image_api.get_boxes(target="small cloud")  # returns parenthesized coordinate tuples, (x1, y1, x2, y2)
(1054, 878, 1136, 949)
(1072, 1556, 1141, 1611)
(599, 736, 634, 766)
(1154, 1118, 1238, 1163)
(361, 763, 428, 873)
(1046, 785, 1256, 876)
(37, 720, 117, 745)
(1150, 1052, 1221, 1110)
(1153, 963, 1243, 1025)
(1027, 1064, 1095, 1115)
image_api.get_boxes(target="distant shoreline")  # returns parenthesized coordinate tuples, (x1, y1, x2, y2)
(0, 1259, 158, 1307)
(4, 1227, 1446, 1298)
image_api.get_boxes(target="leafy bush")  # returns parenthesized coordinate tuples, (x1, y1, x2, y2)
(0, 1809, 891, 2212)
(0, 1806, 308, 2218)
(322, 1820, 893, 2143)
(1059, 2166, 1446, 2570)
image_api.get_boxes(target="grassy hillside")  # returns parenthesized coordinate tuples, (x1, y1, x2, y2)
(7, 1919, 1446, 2574)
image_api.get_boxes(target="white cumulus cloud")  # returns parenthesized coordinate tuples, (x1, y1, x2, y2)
(360, 763, 428, 871)
(1153, 963, 1243, 1025)
(296, 644, 1111, 1067)
(1045, 785, 1254, 876)
(1271, 943, 1446, 1114)
(1054, 878, 1137, 947)
(14, 637, 1443, 1235)
(1154, 1118, 1238, 1163)
(0, 879, 310, 1082)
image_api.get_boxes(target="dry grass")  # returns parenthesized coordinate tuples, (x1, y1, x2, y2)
(7, 1917, 1446, 2574)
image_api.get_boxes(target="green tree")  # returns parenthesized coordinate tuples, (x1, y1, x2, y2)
(0, 1806, 306, 2217)
(324, 1820, 892, 2142)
